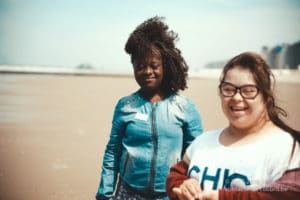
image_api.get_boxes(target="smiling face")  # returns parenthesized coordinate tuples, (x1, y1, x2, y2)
(220, 66, 268, 131)
(133, 49, 164, 96)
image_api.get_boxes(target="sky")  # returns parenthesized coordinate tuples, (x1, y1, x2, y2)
(0, 0, 300, 73)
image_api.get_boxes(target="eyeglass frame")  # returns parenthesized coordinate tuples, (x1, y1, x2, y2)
(219, 81, 260, 99)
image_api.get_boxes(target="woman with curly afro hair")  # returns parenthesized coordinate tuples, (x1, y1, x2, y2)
(95, 16, 203, 200)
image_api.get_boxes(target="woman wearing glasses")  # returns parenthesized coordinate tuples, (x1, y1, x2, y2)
(166, 52, 300, 200)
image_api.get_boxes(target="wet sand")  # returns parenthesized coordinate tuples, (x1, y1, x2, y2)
(0, 73, 299, 199)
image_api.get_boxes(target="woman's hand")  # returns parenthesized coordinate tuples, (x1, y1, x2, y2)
(172, 178, 201, 200)
(172, 178, 219, 200)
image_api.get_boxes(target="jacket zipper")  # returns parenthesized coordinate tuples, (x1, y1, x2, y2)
(148, 103, 157, 193)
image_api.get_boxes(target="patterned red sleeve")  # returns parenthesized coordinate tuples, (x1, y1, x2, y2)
(219, 190, 299, 200)
(219, 168, 300, 200)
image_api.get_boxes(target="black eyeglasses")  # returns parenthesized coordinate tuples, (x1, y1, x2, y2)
(219, 81, 260, 99)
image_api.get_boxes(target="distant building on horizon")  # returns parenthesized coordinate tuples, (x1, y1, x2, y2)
(261, 41, 300, 69)
(205, 41, 300, 70)
(203, 60, 228, 69)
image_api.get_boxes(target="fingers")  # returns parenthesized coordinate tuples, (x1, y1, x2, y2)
(181, 179, 201, 199)
(172, 179, 201, 200)
(180, 186, 199, 200)
(173, 187, 185, 200)
(173, 187, 194, 200)
(173, 187, 182, 195)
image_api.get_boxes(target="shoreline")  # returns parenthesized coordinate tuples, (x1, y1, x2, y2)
(1, 65, 300, 83)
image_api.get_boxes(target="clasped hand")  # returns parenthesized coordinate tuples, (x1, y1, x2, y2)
(172, 178, 218, 200)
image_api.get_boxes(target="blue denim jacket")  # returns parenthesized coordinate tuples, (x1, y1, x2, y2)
(96, 91, 203, 200)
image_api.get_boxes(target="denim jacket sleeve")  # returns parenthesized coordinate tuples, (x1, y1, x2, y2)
(182, 99, 203, 154)
(95, 100, 125, 200)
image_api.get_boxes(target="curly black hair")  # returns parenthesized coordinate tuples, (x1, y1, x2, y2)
(125, 16, 189, 93)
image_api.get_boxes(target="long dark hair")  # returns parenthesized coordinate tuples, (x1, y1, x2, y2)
(219, 52, 300, 156)
(125, 16, 188, 93)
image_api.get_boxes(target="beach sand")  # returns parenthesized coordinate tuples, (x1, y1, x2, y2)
(0, 73, 299, 199)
